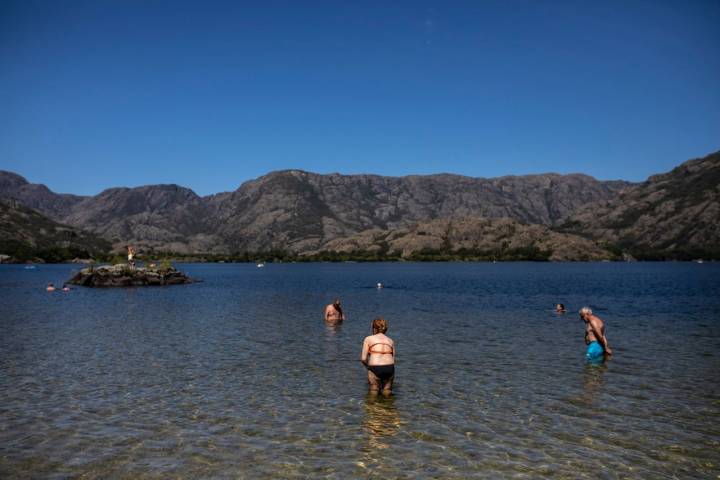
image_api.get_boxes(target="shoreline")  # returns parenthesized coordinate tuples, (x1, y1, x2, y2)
(1, 258, 715, 265)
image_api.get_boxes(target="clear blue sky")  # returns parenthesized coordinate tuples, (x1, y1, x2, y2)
(1, 0, 719, 196)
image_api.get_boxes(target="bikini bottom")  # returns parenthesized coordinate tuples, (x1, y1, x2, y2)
(368, 364, 395, 381)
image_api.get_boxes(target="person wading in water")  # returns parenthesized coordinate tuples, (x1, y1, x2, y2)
(324, 299, 345, 323)
(360, 317, 396, 395)
(580, 307, 613, 361)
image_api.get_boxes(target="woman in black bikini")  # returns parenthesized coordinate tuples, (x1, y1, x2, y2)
(360, 317, 395, 395)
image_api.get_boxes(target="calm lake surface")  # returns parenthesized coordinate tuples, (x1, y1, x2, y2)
(1, 262, 719, 479)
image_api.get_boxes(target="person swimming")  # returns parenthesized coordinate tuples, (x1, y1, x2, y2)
(556, 303, 566, 313)
(580, 307, 612, 361)
(360, 318, 395, 395)
(324, 299, 345, 322)
(46, 283, 56, 292)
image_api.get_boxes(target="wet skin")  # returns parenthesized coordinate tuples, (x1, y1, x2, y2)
(582, 312, 613, 356)
(361, 333, 395, 395)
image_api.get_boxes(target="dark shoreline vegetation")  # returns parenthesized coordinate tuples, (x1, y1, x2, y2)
(2, 240, 718, 264)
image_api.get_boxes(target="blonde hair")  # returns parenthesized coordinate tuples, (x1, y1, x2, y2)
(372, 317, 388, 334)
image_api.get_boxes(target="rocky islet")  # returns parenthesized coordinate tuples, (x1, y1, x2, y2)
(67, 264, 194, 287)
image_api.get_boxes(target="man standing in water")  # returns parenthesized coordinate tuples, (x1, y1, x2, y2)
(580, 307, 612, 361)
(324, 299, 345, 323)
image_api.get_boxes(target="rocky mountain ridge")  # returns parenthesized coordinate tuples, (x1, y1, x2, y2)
(1, 149, 718, 260)
(0, 199, 110, 262)
(0, 169, 629, 255)
(561, 150, 720, 259)
(205, 170, 630, 253)
(315, 217, 615, 261)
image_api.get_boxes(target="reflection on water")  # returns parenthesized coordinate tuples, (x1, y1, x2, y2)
(579, 363, 608, 406)
(322, 320, 344, 365)
(1, 262, 719, 478)
(360, 394, 402, 474)
(363, 394, 401, 449)
(324, 319, 343, 333)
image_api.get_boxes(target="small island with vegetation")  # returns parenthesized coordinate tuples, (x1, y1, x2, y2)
(68, 261, 194, 287)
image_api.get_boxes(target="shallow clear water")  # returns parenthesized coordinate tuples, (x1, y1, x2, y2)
(1, 262, 719, 479)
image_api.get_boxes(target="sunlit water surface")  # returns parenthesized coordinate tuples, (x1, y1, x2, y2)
(1, 262, 719, 479)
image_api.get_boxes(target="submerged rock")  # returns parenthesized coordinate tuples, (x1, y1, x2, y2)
(68, 264, 194, 287)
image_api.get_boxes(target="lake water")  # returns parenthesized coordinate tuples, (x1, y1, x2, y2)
(1, 262, 719, 479)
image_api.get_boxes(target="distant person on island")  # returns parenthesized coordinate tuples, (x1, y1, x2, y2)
(46, 283, 56, 292)
(127, 245, 136, 268)
(580, 307, 612, 361)
(360, 318, 395, 395)
(324, 299, 345, 323)
(556, 303, 566, 313)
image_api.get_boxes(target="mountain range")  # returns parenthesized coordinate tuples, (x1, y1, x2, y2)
(560, 151, 720, 259)
(0, 198, 110, 263)
(1, 150, 718, 261)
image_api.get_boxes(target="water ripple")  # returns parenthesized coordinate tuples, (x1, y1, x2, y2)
(1, 262, 719, 478)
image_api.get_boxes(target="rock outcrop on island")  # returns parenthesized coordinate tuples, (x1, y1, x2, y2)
(68, 264, 194, 287)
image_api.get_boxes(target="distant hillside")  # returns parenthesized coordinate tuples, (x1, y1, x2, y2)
(314, 217, 615, 261)
(0, 169, 627, 255)
(561, 151, 720, 259)
(1, 150, 718, 261)
(62, 185, 222, 254)
(0, 199, 111, 262)
(0, 171, 84, 218)
(202, 170, 629, 253)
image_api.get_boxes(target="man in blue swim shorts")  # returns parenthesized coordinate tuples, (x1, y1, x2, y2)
(580, 307, 612, 361)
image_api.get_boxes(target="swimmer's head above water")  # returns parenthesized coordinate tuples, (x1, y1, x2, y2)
(326, 298, 344, 321)
(372, 317, 388, 334)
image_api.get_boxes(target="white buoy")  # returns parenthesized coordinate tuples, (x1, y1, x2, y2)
(377, 282, 383, 289)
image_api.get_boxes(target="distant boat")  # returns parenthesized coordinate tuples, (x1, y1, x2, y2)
(256, 262, 265, 268)
(694, 259, 704, 264)
(24, 265, 36, 269)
